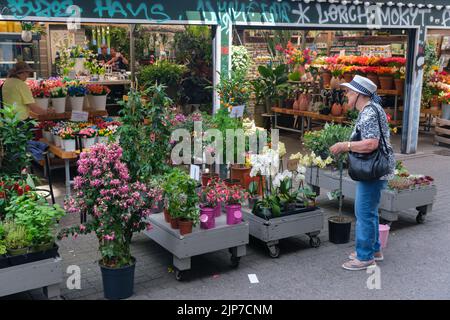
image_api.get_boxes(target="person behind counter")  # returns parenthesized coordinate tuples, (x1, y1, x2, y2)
(97, 44, 112, 65)
(1, 62, 46, 120)
(107, 47, 129, 72)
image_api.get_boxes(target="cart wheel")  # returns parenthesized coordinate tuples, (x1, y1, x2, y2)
(175, 269, 184, 281)
(416, 213, 426, 224)
(309, 236, 321, 248)
(230, 256, 240, 268)
(268, 245, 280, 258)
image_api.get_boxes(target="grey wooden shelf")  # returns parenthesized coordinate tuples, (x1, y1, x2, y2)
(143, 212, 249, 280)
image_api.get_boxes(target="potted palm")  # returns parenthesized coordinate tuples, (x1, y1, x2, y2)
(59, 143, 158, 300)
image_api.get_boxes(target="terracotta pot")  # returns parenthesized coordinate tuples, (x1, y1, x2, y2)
(378, 75, 394, 90)
(342, 103, 351, 115)
(170, 217, 179, 229)
(178, 219, 193, 235)
(231, 165, 251, 189)
(394, 78, 404, 95)
(293, 94, 301, 111)
(331, 103, 343, 117)
(322, 71, 332, 88)
(343, 73, 353, 83)
(299, 94, 309, 111)
(163, 208, 170, 223)
(367, 73, 380, 87)
(330, 77, 341, 90)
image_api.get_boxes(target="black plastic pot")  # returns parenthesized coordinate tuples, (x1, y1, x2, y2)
(27, 244, 59, 263)
(0, 255, 10, 269)
(100, 258, 136, 300)
(328, 216, 352, 244)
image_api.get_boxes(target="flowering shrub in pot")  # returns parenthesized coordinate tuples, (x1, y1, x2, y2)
(58, 143, 159, 299)
(28, 80, 50, 111)
(199, 180, 226, 229)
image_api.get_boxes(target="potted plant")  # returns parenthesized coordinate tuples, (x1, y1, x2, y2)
(163, 168, 199, 233)
(223, 184, 248, 225)
(0, 222, 8, 269)
(393, 66, 406, 95)
(20, 22, 34, 42)
(256, 64, 288, 114)
(50, 84, 68, 114)
(329, 65, 343, 90)
(439, 90, 450, 120)
(59, 143, 158, 300)
(98, 128, 112, 144)
(79, 128, 97, 149)
(247, 181, 260, 210)
(66, 81, 87, 112)
(327, 156, 352, 244)
(87, 84, 111, 111)
(28, 80, 50, 111)
(4, 222, 31, 256)
(59, 127, 76, 152)
(39, 121, 56, 143)
(5, 193, 64, 253)
(199, 179, 226, 229)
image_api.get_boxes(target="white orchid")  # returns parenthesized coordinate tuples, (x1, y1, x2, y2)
(249, 147, 280, 178)
(272, 170, 292, 189)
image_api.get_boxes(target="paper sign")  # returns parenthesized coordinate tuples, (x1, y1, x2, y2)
(248, 274, 259, 284)
(190, 165, 200, 181)
(71, 111, 89, 122)
(287, 159, 299, 171)
(327, 191, 335, 201)
(230, 105, 244, 118)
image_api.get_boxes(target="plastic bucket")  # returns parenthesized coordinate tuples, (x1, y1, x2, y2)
(379, 224, 390, 249)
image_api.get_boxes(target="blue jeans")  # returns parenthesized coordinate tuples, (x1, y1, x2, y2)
(355, 179, 388, 261)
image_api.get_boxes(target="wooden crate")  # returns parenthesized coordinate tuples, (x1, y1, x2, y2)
(435, 118, 450, 147)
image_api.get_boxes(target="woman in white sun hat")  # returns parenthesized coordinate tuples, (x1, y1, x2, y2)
(329, 75, 395, 271)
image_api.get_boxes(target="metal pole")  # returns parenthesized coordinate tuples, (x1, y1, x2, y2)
(130, 24, 136, 87)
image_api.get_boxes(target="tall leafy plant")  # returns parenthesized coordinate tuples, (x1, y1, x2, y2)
(118, 85, 173, 182)
(0, 105, 36, 174)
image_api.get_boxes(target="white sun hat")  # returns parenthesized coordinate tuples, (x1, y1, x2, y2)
(340, 75, 382, 104)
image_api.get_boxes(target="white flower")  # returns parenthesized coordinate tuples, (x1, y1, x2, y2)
(297, 165, 306, 174)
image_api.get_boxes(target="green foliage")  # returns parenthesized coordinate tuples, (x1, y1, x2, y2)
(248, 181, 258, 197)
(5, 194, 65, 246)
(118, 86, 173, 182)
(0, 105, 36, 174)
(215, 71, 251, 107)
(174, 26, 213, 104)
(163, 168, 200, 225)
(4, 222, 31, 250)
(138, 61, 187, 101)
(254, 64, 288, 104)
(232, 46, 252, 76)
(303, 123, 353, 161)
(253, 194, 281, 218)
(346, 109, 359, 122)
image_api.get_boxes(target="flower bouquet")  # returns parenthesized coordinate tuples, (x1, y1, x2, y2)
(59, 127, 76, 151)
(79, 127, 97, 149)
(87, 84, 111, 111)
(66, 81, 87, 112)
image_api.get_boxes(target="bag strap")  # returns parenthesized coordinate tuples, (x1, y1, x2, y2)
(368, 104, 388, 154)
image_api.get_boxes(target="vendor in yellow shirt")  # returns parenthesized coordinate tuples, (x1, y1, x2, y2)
(2, 62, 46, 120)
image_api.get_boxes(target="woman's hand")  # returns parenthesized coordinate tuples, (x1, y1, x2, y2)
(330, 142, 347, 155)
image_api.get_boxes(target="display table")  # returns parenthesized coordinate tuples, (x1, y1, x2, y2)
(0, 257, 62, 299)
(272, 107, 349, 135)
(143, 212, 249, 281)
(40, 139, 87, 197)
(242, 207, 323, 258)
(30, 110, 108, 121)
(305, 167, 437, 224)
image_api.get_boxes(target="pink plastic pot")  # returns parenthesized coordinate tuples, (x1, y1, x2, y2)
(225, 204, 242, 225)
(379, 224, 390, 249)
(200, 207, 215, 229)
(214, 203, 221, 217)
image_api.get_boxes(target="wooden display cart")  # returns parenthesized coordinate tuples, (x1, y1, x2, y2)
(242, 207, 323, 258)
(0, 257, 62, 299)
(435, 118, 450, 146)
(143, 213, 249, 281)
(305, 167, 437, 224)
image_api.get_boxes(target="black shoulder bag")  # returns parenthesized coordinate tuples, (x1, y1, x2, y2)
(348, 105, 390, 181)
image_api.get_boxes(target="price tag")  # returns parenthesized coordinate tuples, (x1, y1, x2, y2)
(327, 191, 335, 201)
(190, 165, 200, 181)
(71, 111, 89, 122)
(229, 105, 244, 118)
